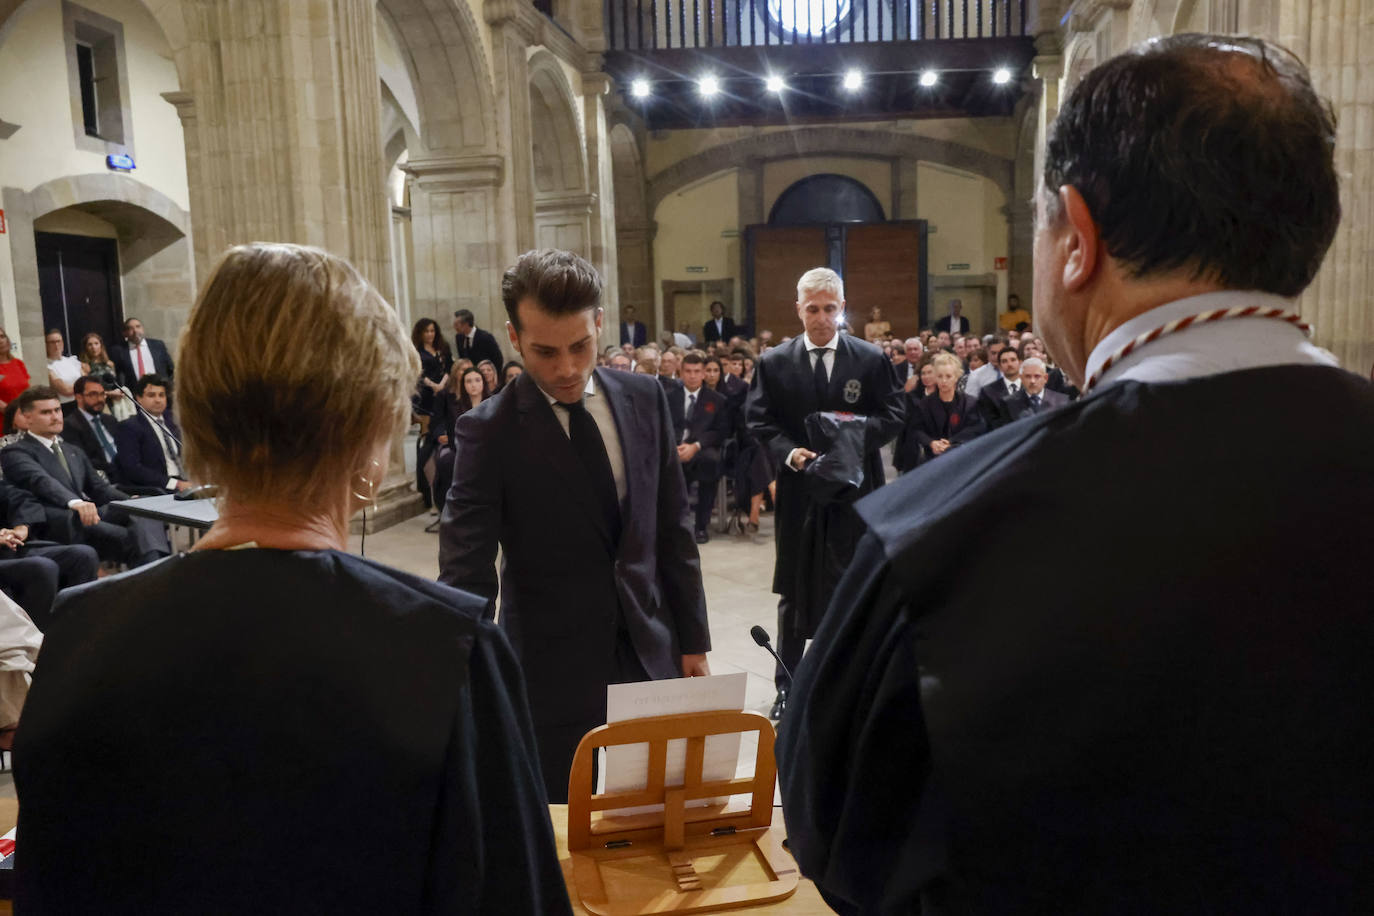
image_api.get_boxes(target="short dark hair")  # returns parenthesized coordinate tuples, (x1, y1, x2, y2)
(998, 347, 1020, 365)
(1043, 34, 1339, 298)
(501, 249, 602, 332)
(123, 316, 141, 326)
(17, 387, 60, 412)
(73, 375, 102, 396)
(681, 352, 705, 367)
(134, 373, 170, 396)
(452, 308, 475, 327)
(2, 400, 20, 430)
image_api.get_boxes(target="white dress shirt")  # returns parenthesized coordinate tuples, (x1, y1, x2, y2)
(126, 339, 156, 378)
(544, 373, 627, 505)
(147, 415, 182, 488)
(963, 362, 998, 399)
(47, 355, 83, 403)
(1085, 290, 1338, 390)
(785, 334, 837, 470)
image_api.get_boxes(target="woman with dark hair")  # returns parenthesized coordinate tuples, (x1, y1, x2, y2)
(411, 318, 452, 513)
(0, 399, 28, 449)
(502, 360, 524, 386)
(429, 368, 491, 524)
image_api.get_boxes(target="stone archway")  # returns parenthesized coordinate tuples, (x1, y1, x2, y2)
(528, 52, 593, 256)
(611, 122, 654, 331)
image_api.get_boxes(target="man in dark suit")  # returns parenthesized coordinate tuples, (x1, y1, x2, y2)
(0, 478, 98, 630)
(746, 268, 904, 720)
(440, 249, 711, 803)
(931, 299, 971, 335)
(451, 308, 505, 369)
(1008, 357, 1069, 420)
(619, 305, 648, 347)
(113, 375, 191, 493)
(63, 377, 122, 478)
(976, 345, 1023, 429)
(668, 353, 729, 544)
(702, 300, 738, 344)
(0, 388, 169, 567)
(895, 337, 923, 386)
(110, 317, 174, 388)
(778, 35, 1374, 914)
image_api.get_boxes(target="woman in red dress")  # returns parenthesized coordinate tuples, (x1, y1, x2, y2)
(0, 329, 30, 431)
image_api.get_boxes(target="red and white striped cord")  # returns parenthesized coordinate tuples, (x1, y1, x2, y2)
(1083, 306, 1311, 393)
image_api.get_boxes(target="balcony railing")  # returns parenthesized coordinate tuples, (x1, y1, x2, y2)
(605, 0, 1028, 50)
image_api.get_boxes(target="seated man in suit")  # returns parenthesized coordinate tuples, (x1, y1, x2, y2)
(63, 377, 121, 479)
(1, 388, 170, 568)
(0, 478, 98, 631)
(110, 317, 175, 388)
(1009, 357, 1070, 419)
(114, 375, 192, 493)
(976, 345, 1023, 430)
(671, 353, 730, 544)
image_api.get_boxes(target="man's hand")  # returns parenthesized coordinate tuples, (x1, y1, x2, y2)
(791, 448, 818, 470)
(681, 654, 711, 677)
(174, 479, 194, 492)
(904, 374, 920, 393)
(676, 442, 701, 463)
(930, 439, 951, 456)
(72, 501, 100, 527)
(0, 529, 21, 550)
(10, 525, 28, 544)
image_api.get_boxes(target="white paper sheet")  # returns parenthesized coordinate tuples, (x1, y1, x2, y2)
(603, 673, 748, 814)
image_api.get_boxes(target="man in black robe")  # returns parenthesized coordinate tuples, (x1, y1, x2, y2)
(746, 268, 903, 719)
(778, 35, 1374, 914)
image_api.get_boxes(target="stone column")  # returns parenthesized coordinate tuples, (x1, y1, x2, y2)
(616, 221, 656, 335)
(1279, 0, 1373, 373)
(581, 69, 621, 338)
(404, 155, 507, 336)
(894, 157, 920, 220)
(485, 0, 541, 256)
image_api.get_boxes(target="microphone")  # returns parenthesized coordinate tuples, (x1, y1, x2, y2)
(750, 625, 792, 688)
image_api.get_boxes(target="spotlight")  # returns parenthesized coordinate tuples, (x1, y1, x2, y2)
(631, 78, 650, 99)
(993, 68, 1012, 85)
(698, 74, 720, 97)
(842, 69, 863, 91)
(765, 74, 786, 93)
(919, 70, 938, 87)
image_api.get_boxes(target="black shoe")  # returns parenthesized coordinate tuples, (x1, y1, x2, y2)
(769, 689, 787, 721)
(694, 528, 709, 545)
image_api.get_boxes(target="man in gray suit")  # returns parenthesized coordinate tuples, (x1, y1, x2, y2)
(439, 249, 711, 802)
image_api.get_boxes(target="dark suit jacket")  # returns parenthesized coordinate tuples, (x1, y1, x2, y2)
(456, 327, 504, 370)
(620, 321, 647, 347)
(1006, 386, 1070, 422)
(62, 409, 121, 476)
(780, 365, 1374, 915)
(668, 385, 729, 453)
(15, 549, 572, 914)
(895, 361, 915, 384)
(897, 392, 986, 469)
(0, 479, 48, 531)
(977, 377, 1023, 430)
(745, 333, 904, 596)
(932, 315, 971, 335)
(113, 413, 182, 490)
(702, 316, 739, 344)
(1, 435, 127, 509)
(110, 338, 174, 387)
(439, 370, 710, 793)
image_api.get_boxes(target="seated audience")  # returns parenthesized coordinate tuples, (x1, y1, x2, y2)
(44, 330, 82, 412)
(634, 346, 660, 375)
(608, 352, 632, 371)
(898, 352, 985, 468)
(964, 337, 1007, 399)
(0, 388, 170, 567)
(411, 317, 452, 514)
(77, 332, 132, 419)
(896, 337, 923, 385)
(671, 353, 730, 544)
(0, 402, 27, 450)
(863, 307, 891, 342)
(1008, 357, 1069, 419)
(0, 478, 98, 631)
(976, 345, 1023, 430)
(430, 367, 490, 516)
(13, 242, 569, 913)
(502, 360, 524, 386)
(114, 375, 190, 493)
(476, 358, 502, 394)
(0, 329, 30, 431)
(63, 377, 122, 479)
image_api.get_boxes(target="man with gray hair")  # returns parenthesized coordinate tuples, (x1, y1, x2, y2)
(1008, 356, 1068, 418)
(745, 267, 904, 720)
(896, 337, 923, 387)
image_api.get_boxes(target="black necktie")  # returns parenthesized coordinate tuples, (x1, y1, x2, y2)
(813, 349, 830, 403)
(1030, 393, 1042, 413)
(558, 399, 621, 545)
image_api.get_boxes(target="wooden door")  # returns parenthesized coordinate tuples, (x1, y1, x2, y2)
(843, 223, 927, 339)
(35, 231, 123, 350)
(746, 226, 827, 341)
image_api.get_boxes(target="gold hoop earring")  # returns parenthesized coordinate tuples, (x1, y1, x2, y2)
(350, 458, 383, 507)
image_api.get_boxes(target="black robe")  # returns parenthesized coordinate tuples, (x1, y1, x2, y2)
(778, 365, 1374, 915)
(15, 550, 571, 915)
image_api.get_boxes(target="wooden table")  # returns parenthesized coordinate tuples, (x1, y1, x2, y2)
(550, 804, 833, 914)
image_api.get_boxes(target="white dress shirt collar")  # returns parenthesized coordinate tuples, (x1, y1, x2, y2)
(803, 333, 836, 352)
(1085, 290, 1337, 390)
(27, 432, 58, 450)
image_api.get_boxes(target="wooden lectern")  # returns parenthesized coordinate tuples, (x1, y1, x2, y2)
(566, 710, 799, 915)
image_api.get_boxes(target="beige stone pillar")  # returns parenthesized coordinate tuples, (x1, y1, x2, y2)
(581, 69, 621, 338)
(485, 0, 541, 257)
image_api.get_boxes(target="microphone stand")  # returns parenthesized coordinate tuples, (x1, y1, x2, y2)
(750, 625, 793, 688)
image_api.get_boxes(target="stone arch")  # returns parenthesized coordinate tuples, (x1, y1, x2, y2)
(528, 52, 588, 195)
(376, 0, 496, 154)
(1, 0, 187, 87)
(1063, 33, 1097, 91)
(646, 127, 1014, 216)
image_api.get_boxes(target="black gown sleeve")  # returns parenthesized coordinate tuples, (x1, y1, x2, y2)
(425, 618, 573, 915)
(777, 532, 940, 915)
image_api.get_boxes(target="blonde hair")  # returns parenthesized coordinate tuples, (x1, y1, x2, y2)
(177, 243, 418, 510)
(930, 351, 964, 380)
(796, 267, 844, 302)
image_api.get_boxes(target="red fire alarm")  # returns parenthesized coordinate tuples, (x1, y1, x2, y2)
(994, 256, 1007, 270)
(0, 209, 6, 234)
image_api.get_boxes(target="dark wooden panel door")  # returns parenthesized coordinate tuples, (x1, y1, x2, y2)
(34, 231, 123, 351)
(746, 225, 827, 339)
(843, 222, 927, 339)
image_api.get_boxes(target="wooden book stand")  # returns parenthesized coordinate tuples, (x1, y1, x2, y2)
(566, 710, 799, 915)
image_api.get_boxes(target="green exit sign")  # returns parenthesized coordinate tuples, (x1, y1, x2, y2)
(946, 262, 970, 271)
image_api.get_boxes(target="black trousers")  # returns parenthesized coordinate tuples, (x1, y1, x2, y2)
(415, 435, 439, 509)
(81, 505, 171, 567)
(775, 595, 806, 691)
(0, 543, 99, 630)
(681, 447, 722, 533)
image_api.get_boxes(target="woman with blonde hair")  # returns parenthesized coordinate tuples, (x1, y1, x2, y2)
(14, 243, 570, 913)
(78, 332, 133, 420)
(899, 351, 986, 468)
